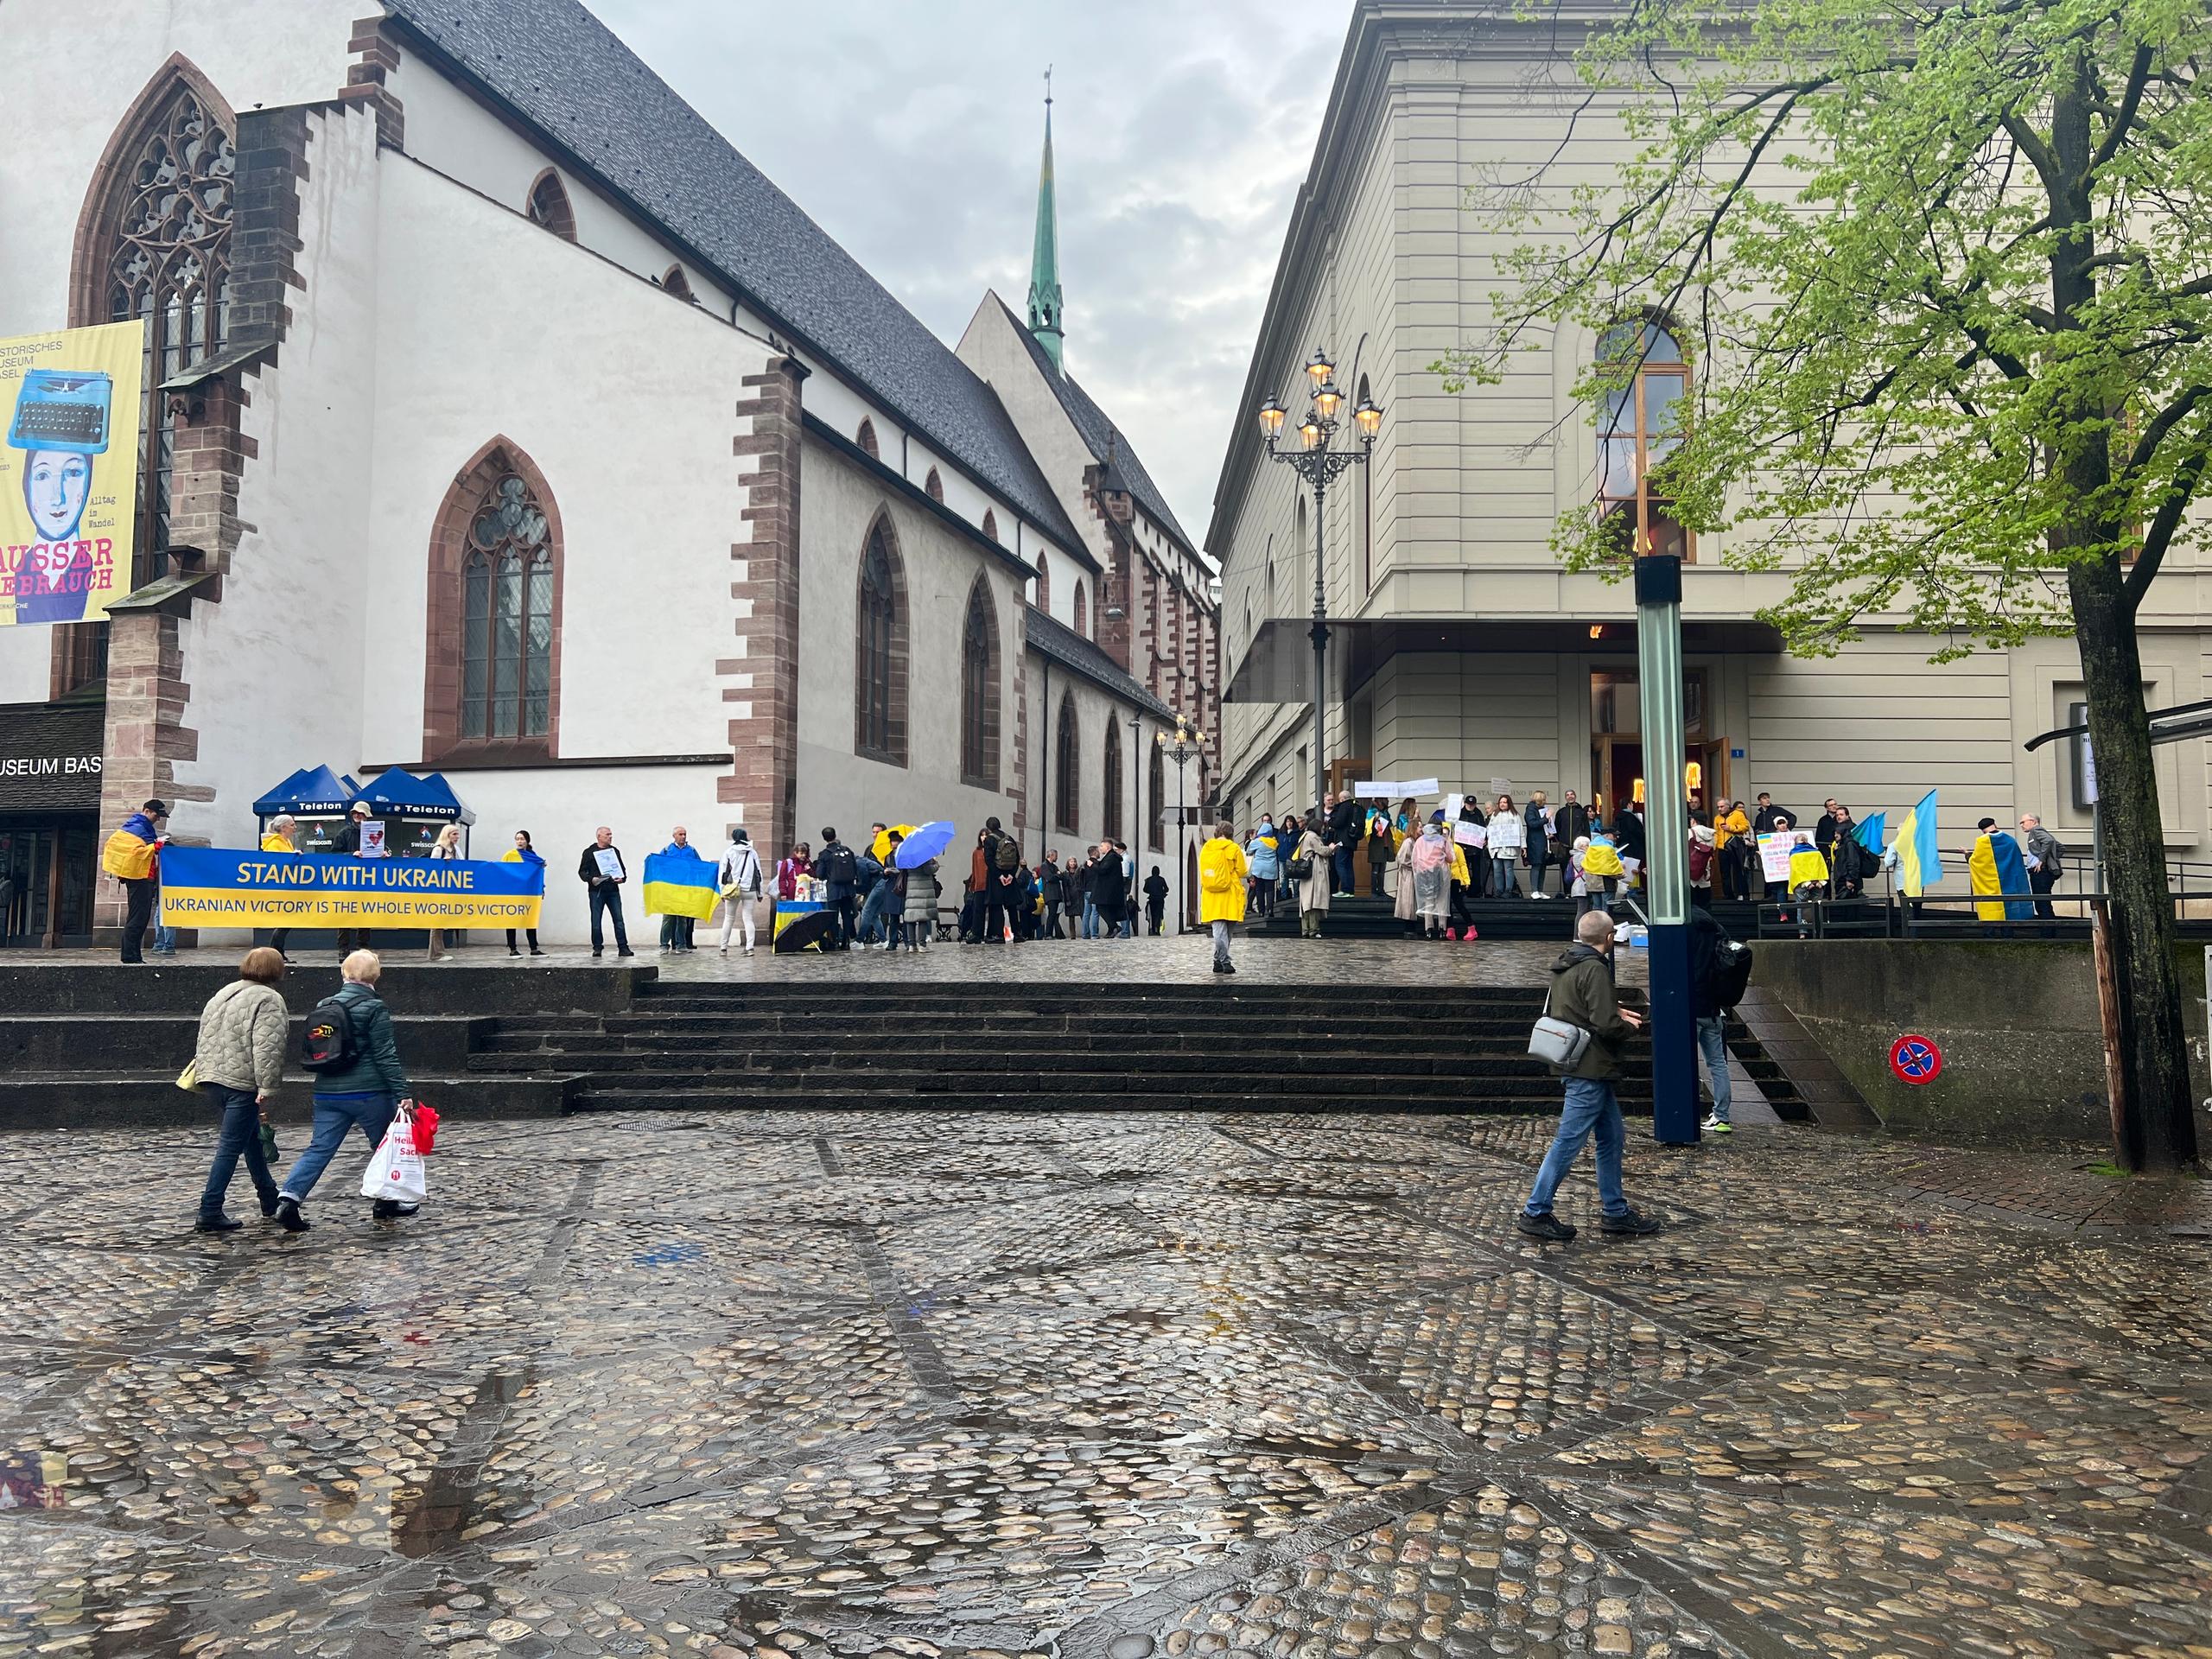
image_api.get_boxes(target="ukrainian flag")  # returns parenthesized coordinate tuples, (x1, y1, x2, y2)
(1893, 790, 1940, 897)
(642, 851, 717, 920)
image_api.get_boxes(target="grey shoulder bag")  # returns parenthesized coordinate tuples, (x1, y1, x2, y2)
(1527, 982, 1593, 1069)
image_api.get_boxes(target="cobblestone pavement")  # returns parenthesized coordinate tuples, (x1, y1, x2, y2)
(2, 1113, 2207, 1658)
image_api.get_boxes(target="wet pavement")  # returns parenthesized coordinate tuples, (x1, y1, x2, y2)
(2, 1111, 2207, 1657)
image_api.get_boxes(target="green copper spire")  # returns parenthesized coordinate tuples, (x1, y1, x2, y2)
(1027, 70, 1065, 372)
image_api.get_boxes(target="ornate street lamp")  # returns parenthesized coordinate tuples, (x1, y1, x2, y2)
(1256, 351, 1381, 812)
(1156, 714, 1204, 933)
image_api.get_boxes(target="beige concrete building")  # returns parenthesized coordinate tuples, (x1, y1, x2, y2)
(1212, 1, 2211, 867)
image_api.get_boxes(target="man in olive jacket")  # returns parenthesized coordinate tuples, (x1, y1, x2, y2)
(1517, 909, 1664, 1241)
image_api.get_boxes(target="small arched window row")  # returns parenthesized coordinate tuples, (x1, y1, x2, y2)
(1035, 552, 1051, 613)
(659, 264, 695, 302)
(526, 168, 576, 242)
(1593, 315, 1693, 562)
(925, 467, 944, 505)
(857, 418, 880, 461)
(982, 509, 999, 543)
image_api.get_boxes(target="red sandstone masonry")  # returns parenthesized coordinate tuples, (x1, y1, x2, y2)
(721, 359, 805, 856)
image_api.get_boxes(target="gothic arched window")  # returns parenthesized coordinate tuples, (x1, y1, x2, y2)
(1147, 743, 1166, 850)
(102, 78, 237, 591)
(425, 440, 563, 759)
(858, 419, 880, 461)
(1035, 552, 1051, 613)
(661, 264, 695, 302)
(1596, 318, 1693, 561)
(959, 578, 999, 788)
(1074, 582, 1088, 638)
(982, 509, 999, 543)
(1103, 718, 1124, 842)
(855, 518, 907, 765)
(925, 467, 945, 505)
(527, 168, 576, 241)
(1054, 696, 1080, 834)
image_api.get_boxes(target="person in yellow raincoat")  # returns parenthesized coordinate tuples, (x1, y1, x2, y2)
(259, 815, 301, 960)
(1197, 818, 1249, 975)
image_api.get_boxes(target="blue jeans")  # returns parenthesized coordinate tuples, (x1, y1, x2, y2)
(855, 882, 895, 944)
(280, 1092, 397, 1204)
(1082, 899, 1100, 939)
(589, 884, 629, 952)
(1523, 1077, 1629, 1219)
(1697, 1014, 1732, 1122)
(1492, 857, 1522, 898)
(198, 1083, 277, 1222)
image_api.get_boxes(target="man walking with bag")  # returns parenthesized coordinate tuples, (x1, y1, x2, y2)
(1517, 910, 1663, 1240)
(273, 950, 412, 1231)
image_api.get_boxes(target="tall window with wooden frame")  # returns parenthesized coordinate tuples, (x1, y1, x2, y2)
(854, 518, 907, 766)
(1103, 718, 1124, 842)
(62, 73, 238, 691)
(1595, 319, 1693, 561)
(423, 439, 563, 762)
(959, 577, 999, 788)
(1053, 696, 1080, 834)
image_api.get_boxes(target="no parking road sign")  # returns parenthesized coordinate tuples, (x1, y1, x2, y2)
(1889, 1033, 1943, 1085)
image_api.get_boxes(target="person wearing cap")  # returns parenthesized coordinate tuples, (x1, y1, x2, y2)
(1969, 815, 2033, 930)
(101, 798, 169, 963)
(328, 802, 375, 954)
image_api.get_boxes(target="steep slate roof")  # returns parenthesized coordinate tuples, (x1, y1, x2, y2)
(1023, 607, 1173, 721)
(382, 0, 1085, 556)
(989, 295, 1201, 557)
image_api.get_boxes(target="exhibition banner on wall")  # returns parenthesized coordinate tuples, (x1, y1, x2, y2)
(0, 320, 145, 628)
(158, 847, 546, 929)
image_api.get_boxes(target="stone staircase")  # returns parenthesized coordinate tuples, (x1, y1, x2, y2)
(467, 981, 1810, 1120)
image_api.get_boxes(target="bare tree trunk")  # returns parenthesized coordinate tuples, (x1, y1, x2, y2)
(2069, 565, 2198, 1170)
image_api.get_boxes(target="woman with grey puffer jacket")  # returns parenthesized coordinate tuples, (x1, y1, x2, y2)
(191, 947, 290, 1233)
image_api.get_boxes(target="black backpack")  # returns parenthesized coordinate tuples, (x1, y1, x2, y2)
(992, 834, 1021, 874)
(1713, 938, 1755, 1009)
(300, 995, 360, 1072)
(821, 842, 858, 887)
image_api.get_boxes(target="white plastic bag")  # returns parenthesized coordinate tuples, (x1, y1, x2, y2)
(360, 1106, 429, 1202)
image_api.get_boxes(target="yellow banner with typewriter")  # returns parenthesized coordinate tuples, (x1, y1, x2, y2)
(0, 321, 144, 628)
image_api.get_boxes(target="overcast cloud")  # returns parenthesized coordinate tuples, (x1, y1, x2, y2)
(591, 1, 1356, 543)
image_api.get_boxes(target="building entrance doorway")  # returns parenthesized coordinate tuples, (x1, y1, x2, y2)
(1589, 668, 1726, 821)
(0, 817, 99, 947)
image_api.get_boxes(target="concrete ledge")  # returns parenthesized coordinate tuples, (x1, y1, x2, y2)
(1753, 939, 2210, 1147)
(0, 962, 654, 1017)
(0, 1071, 578, 1130)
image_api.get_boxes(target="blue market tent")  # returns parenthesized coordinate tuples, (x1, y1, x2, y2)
(347, 768, 476, 825)
(253, 765, 359, 819)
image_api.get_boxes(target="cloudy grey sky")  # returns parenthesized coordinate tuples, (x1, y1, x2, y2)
(591, 1, 1357, 542)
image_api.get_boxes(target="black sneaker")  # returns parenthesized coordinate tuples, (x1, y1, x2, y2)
(1515, 1211, 1577, 1242)
(1601, 1208, 1664, 1236)
(370, 1198, 418, 1220)
(617, 949, 636, 958)
(194, 1215, 243, 1234)
(274, 1196, 309, 1233)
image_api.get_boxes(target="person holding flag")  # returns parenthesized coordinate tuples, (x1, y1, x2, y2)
(1969, 817, 2035, 927)
(643, 828, 715, 952)
(1887, 790, 1942, 905)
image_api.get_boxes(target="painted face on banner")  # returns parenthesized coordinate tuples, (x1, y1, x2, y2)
(23, 451, 90, 543)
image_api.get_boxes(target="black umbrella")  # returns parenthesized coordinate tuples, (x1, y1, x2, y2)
(772, 909, 839, 954)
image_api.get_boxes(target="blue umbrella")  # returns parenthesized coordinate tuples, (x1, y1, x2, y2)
(895, 820, 957, 868)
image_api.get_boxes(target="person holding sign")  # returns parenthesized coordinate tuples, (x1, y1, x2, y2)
(578, 827, 634, 958)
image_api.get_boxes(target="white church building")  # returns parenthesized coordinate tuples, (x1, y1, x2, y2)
(0, 0, 1218, 944)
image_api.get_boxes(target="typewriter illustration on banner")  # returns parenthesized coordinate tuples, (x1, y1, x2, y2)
(9, 370, 113, 457)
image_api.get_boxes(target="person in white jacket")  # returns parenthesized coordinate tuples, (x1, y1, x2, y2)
(717, 827, 766, 955)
